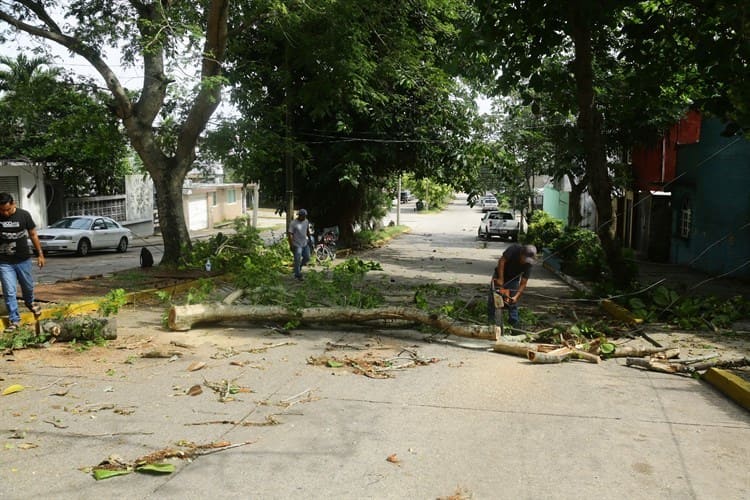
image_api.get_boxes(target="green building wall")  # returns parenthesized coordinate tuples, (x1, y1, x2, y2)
(542, 185, 569, 227)
(671, 118, 750, 278)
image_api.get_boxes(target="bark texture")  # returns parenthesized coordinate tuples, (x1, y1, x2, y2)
(169, 303, 500, 340)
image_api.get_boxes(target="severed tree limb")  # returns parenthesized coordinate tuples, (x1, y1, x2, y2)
(527, 346, 600, 364)
(625, 356, 750, 374)
(222, 289, 245, 305)
(492, 340, 560, 358)
(169, 304, 501, 340)
(609, 344, 674, 358)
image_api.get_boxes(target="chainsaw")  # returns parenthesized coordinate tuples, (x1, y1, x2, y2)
(491, 286, 512, 336)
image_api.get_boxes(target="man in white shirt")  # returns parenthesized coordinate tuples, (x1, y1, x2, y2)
(287, 208, 311, 280)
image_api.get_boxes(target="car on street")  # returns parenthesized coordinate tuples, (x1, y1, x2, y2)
(479, 195, 498, 211)
(37, 216, 132, 256)
(478, 210, 519, 241)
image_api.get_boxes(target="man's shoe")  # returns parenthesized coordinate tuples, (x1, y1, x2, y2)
(4, 322, 20, 333)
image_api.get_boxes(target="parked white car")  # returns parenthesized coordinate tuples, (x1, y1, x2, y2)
(478, 210, 520, 241)
(479, 196, 499, 212)
(37, 216, 132, 256)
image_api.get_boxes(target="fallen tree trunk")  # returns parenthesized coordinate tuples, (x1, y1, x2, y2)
(169, 304, 501, 341)
(42, 317, 117, 342)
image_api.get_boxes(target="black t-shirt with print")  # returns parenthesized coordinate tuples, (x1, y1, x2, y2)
(0, 208, 35, 263)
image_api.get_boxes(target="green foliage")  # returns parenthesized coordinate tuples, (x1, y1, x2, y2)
(235, 257, 385, 311)
(0, 55, 129, 196)
(626, 287, 750, 330)
(353, 225, 409, 249)
(524, 211, 564, 250)
(552, 227, 608, 281)
(401, 174, 455, 211)
(185, 219, 290, 280)
(215, 0, 478, 234)
(414, 283, 461, 312)
(99, 289, 128, 317)
(0, 325, 48, 350)
(185, 279, 215, 305)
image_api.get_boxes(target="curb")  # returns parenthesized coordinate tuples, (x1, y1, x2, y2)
(702, 368, 750, 411)
(8, 275, 231, 330)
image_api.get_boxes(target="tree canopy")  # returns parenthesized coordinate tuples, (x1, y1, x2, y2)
(0, 54, 129, 196)
(208, 0, 481, 239)
(1, 0, 230, 265)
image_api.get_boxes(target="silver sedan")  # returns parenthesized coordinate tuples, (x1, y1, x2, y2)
(37, 216, 132, 256)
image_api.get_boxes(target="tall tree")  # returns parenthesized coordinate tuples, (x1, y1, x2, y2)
(0, 0, 229, 264)
(211, 0, 478, 240)
(462, 1, 715, 285)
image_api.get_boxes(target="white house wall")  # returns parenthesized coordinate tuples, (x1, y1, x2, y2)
(0, 162, 48, 227)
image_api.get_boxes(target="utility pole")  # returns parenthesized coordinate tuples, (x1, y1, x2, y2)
(284, 42, 294, 231)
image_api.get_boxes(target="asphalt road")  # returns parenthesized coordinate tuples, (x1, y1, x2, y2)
(4, 194, 748, 499)
(35, 244, 160, 285)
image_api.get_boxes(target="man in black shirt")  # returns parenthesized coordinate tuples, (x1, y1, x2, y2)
(0, 193, 45, 331)
(488, 244, 536, 328)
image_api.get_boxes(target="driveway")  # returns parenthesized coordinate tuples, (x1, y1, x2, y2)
(2, 195, 748, 499)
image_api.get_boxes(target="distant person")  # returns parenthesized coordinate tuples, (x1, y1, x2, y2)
(0, 192, 45, 331)
(287, 208, 311, 280)
(488, 244, 536, 328)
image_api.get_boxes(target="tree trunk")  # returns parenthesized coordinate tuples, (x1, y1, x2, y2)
(567, 6, 629, 287)
(168, 303, 501, 340)
(151, 163, 192, 265)
(567, 174, 586, 227)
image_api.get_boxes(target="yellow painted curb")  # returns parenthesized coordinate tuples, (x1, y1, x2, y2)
(4, 300, 102, 329)
(3, 274, 232, 330)
(703, 368, 750, 411)
(600, 299, 644, 325)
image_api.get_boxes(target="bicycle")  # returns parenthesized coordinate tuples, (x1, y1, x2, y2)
(313, 228, 337, 262)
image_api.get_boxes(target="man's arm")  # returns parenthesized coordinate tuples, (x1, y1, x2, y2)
(28, 228, 45, 268)
(494, 257, 506, 287)
(509, 277, 528, 304)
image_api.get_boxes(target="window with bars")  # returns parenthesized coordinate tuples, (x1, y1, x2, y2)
(679, 198, 691, 239)
(66, 196, 127, 222)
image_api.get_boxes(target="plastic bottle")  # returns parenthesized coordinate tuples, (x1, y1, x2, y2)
(205, 258, 212, 272)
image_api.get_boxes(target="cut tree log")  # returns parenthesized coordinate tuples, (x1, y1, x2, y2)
(168, 304, 501, 341)
(42, 317, 117, 342)
(492, 340, 560, 358)
(527, 346, 600, 364)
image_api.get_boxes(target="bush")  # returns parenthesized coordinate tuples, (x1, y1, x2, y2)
(551, 227, 608, 281)
(523, 211, 564, 249)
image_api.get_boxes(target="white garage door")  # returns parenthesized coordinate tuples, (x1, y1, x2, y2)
(188, 198, 208, 230)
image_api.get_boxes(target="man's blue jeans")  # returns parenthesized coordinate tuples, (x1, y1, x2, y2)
(0, 259, 35, 324)
(487, 276, 520, 327)
(292, 244, 311, 278)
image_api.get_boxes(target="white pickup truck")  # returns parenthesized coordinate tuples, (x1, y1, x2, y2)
(478, 210, 519, 241)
